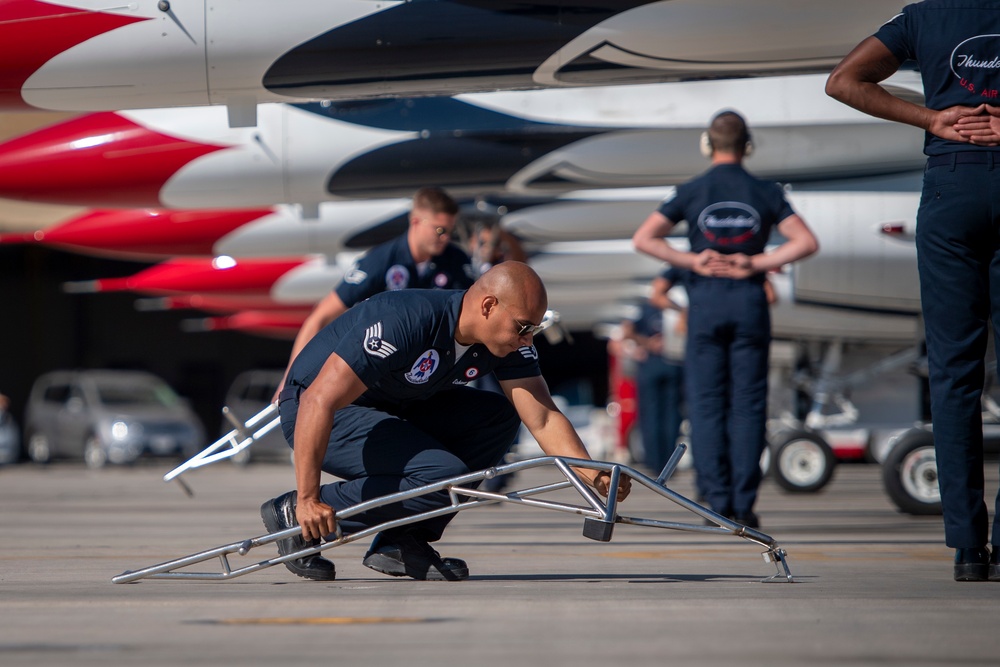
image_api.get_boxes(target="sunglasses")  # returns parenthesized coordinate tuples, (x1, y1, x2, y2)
(497, 299, 546, 337)
(422, 219, 452, 237)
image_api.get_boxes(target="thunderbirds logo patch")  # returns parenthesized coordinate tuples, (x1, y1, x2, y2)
(951, 34, 1000, 98)
(385, 264, 410, 291)
(697, 201, 760, 245)
(363, 321, 397, 359)
(405, 349, 440, 384)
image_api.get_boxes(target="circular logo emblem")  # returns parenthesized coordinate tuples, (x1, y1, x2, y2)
(951, 34, 1000, 97)
(697, 201, 760, 246)
(465, 367, 479, 379)
(434, 272, 449, 288)
(385, 265, 410, 291)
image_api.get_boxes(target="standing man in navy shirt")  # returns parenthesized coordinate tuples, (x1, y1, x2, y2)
(630, 266, 688, 476)
(275, 186, 476, 396)
(827, 1, 1000, 582)
(633, 111, 817, 529)
(262, 262, 631, 581)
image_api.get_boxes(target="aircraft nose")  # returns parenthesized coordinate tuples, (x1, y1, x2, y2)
(8, 208, 274, 260)
(0, 1, 149, 110)
(0, 112, 226, 207)
(62, 257, 309, 296)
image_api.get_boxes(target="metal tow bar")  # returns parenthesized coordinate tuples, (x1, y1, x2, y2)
(114, 445, 794, 584)
(163, 404, 280, 495)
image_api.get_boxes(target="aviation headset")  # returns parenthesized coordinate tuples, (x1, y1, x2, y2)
(699, 113, 754, 158)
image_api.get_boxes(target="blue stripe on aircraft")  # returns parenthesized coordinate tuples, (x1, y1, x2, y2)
(264, 1, 655, 97)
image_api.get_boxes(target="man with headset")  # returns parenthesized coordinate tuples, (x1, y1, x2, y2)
(633, 111, 818, 528)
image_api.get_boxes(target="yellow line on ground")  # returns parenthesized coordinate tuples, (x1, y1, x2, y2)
(213, 617, 429, 625)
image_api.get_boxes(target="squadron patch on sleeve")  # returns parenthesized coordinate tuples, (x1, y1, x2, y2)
(518, 345, 539, 360)
(344, 266, 368, 284)
(363, 321, 397, 359)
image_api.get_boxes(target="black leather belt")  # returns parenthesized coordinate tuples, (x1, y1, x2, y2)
(277, 386, 300, 402)
(926, 152, 999, 168)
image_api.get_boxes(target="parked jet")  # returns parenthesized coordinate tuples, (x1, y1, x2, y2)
(0, 74, 925, 209)
(0, 0, 906, 123)
(0, 200, 412, 261)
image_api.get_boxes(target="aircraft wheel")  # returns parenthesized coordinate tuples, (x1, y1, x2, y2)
(882, 429, 942, 515)
(83, 435, 108, 469)
(27, 432, 51, 464)
(769, 429, 836, 493)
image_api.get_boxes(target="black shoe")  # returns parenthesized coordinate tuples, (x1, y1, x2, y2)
(732, 513, 760, 529)
(362, 533, 469, 581)
(989, 547, 1000, 582)
(953, 547, 990, 582)
(260, 491, 336, 581)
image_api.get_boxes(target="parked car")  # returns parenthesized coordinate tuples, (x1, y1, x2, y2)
(24, 369, 205, 468)
(221, 369, 290, 464)
(0, 399, 19, 465)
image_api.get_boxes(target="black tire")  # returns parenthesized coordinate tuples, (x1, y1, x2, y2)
(769, 429, 836, 493)
(882, 429, 942, 515)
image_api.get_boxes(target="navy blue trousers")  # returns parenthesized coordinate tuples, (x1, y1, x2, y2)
(684, 278, 770, 517)
(917, 156, 1000, 549)
(636, 356, 684, 474)
(279, 387, 521, 542)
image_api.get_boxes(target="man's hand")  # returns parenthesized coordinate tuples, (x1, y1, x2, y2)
(592, 470, 632, 502)
(691, 249, 724, 277)
(927, 103, 985, 142)
(709, 253, 755, 279)
(955, 104, 1000, 146)
(295, 496, 337, 541)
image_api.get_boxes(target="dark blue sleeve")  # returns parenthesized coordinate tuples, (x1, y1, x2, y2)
(873, 7, 915, 64)
(662, 266, 684, 284)
(333, 306, 424, 388)
(492, 345, 542, 381)
(772, 184, 796, 224)
(656, 186, 687, 224)
(334, 247, 391, 307)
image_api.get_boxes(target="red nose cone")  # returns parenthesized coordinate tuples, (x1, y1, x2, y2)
(26, 208, 273, 260)
(0, 112, 227, 206)
(0, 0, 150, 110)
(186, 311, 307, 339)
(67, 257, 309, 296)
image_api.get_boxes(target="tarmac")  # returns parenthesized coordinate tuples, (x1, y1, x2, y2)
(2, 457, 998, 667)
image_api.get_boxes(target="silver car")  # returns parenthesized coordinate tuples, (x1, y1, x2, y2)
(221, 369, 291, 465)
(24, 370, 205, 468)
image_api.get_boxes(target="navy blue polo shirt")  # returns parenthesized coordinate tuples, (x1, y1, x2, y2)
(657, 164, 795, 262)
(633, 267, 686, 338)
(335, 234, 476, 308)
(288, 289, 540, 409)
(875, 1, 1000, 156)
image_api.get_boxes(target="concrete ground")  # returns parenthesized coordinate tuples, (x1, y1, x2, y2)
(1, 458, 997, 667)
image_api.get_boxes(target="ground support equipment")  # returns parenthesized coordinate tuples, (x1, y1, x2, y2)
(114, 445, 794, 584)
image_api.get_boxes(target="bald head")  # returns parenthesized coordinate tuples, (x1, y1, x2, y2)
(473, 262, 547, 314)
(457, 262, 548, 352)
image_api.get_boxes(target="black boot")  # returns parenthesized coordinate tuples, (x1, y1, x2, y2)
(260, 490, 336, 581)
(363, 532, 469, 581)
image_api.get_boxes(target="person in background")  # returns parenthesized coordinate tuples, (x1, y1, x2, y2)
(275, 186, 475, 400)
(826, 0, 1000, 582)
(632, 110, 818, 528)
(629, 267, 688, 476)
